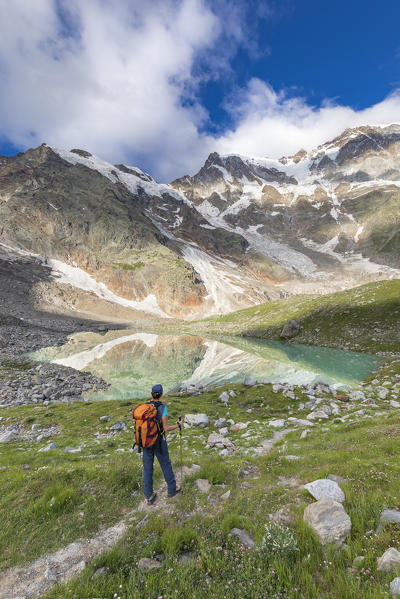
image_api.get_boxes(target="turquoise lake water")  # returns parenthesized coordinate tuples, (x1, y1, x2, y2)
(30, 330, 384, 400)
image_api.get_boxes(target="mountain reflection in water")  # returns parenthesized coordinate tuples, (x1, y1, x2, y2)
(30, 330, 383, 400)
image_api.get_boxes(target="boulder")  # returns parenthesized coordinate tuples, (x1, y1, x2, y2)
(304, 479, 345, 503)
(231, 528, 255, 549)
(280, 319, 301, 339)
(0, 430, 18, 443)
(137, 557, 162, 572)
(288, 417, 312, 427)
(196, 479, 211, 493)
(215, 418, 228, 429)
(219, 391, 229, 403)
(377, 548, 400, 573)
(391, 578, 400, 596)
(303, 497, 351, 546)
(377, 509, 400, 533)
(185, 414, 209, 428)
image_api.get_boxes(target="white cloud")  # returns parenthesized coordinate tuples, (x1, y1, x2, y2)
(0, 1, 399, 181)
(0, 0, 219, 180)
(216, 78, 400, 159)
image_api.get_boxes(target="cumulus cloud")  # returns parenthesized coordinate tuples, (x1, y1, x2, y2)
(216, 78, 400, 159)
(0, 0, 399, 181)
(0, 0, 219, 180)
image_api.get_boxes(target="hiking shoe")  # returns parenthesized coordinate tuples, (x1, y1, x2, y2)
(146, 492, 157, 505)
(167, 486, 181, 499)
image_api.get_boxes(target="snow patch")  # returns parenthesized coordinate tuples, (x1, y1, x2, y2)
(48, 259, 170, 318)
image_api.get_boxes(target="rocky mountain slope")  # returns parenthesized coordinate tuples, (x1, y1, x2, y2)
(1, 124, 399, 320)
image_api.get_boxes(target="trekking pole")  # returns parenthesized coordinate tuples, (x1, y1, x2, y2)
(178, 416, 183, 492)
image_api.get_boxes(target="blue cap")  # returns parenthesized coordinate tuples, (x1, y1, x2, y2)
(152, 384, 163, 395)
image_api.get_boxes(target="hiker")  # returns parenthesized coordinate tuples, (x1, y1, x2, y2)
(134, 384, 182, 505)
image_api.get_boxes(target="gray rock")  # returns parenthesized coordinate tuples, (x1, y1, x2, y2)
(390, 400, 400, 408)
(215, 418, 228, 429)
(219, 391, 230, 403)
(31, 423, 41, 431)
(231, 528, 255, 549)
(0, 430, 18, 443)
(269, 419, 286, 428)
(206, 433, 235, 450)
(303, 497, 351, 546)
(377, 509, 400, 533)
(44, 567, 57, 581)
(390, 578, 400, 596)
(230, 422, 247, 432)
(288, 417, 313, 427)
(91, 566, 108, 580)
(244, 377, 257, 386)
(137, 557, 162, 571)
(65, 446, 82, 453)
(304, 479, 345, 503)
(280, 319, 301, 339)
(196, 479, 211, 493)
(221, 490, 231, 499)
(39, 442, 57, 452)
(110, 421, 127, 431)
(100, 415, 110, 422)
(136, 514, 149, 530)
(377, 548, 400, 572)
(185, 414, 209, 428)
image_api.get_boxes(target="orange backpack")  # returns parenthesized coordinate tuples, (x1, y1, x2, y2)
(132, 401, 163, 452)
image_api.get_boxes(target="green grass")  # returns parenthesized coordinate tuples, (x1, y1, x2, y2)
(1, 362, 400, 598)
(177, 279, 400, 354)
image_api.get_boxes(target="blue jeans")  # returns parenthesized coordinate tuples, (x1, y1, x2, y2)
(142, 438, 177, 499)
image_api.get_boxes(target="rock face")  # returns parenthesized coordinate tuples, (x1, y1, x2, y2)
(304, 479, 345, 503)
(377, 548, 400, 573)
(2, 125, 400, 322)
(280, 320, 301, 340)
(303, 497, 351, 546)
(184, 414, 209, 428)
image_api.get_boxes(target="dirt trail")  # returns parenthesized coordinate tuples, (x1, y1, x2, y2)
(0, 465, 199, 599)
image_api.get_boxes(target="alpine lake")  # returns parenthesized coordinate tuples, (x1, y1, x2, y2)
(29, 329, 384, 400)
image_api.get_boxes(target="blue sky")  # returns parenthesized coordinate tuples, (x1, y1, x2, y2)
(0, 0, 399, 180)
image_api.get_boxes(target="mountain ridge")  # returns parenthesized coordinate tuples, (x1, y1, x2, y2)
(1, 124, 399, 321)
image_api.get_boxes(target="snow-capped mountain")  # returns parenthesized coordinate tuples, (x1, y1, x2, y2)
(1, 124, 399, 320)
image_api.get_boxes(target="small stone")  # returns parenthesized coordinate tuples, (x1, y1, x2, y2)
(269, 507, 296, 526)
(215, 418, 228, 429)
(179, 551, 194, 564)
(377, 509, 400, 533)
(304, 479, 345, 503)
(231, 528, 255, 549)
(136, 515, 149, 530)
(390, 578, 400, 596)
(138, 557, 162, 571)
(221, 490, 231, 500)
(390, 400, 400, 408)
(269, 419, 286, 428)
(244, 377, 257, 386)
(45, 567, 57, 581)
(31, 423, 41, 431)
(110, 421, 127, 431)
(91, 566, 107, 580)
(230, 422, 247, 432)
(219, 391, 229, 403)
(377, 548, 400, 572)
(100, 415, 110, 422)
(39, 442, 57, 452)
(196, 479, 211, 493)
(185, 414, 209, 428)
